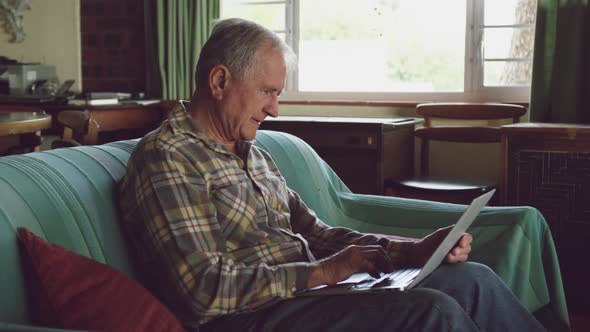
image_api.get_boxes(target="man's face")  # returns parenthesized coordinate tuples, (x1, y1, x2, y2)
(219, 44, 286, 142)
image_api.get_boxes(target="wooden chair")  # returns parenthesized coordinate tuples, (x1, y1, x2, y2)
(386, 103, 527, 204)
(51, 101, 174, 149)
(51, 110, 91, 149)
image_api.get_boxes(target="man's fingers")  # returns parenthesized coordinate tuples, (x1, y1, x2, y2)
(458, 233, 473, 248)
(447, 245, 471, 263)
(373, 250, 395, 273)
(447, 233, 472, 260)
(374, 246, 395, 271)
(361, 260, 380, 278)
(452, 244, 471, 256)
(446, 252, 468, 263)
(359, 245, 388, 254)
(357, 247, 395, 274)
(449, 253, 469, 263)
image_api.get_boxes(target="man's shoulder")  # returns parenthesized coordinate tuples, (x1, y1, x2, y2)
(121, 125, 203, 189)
(134, 124, 200, 161)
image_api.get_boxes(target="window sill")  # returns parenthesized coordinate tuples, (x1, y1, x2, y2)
(279, 100, 529, 108)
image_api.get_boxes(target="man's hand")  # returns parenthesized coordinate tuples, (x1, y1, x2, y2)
(407, 225, 473, 267)
(307, 245, 394, 288)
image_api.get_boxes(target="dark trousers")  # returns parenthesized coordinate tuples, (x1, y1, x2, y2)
(199, 262, 544, 331)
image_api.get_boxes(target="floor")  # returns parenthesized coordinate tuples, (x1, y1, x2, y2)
(570, 312, 590, 332)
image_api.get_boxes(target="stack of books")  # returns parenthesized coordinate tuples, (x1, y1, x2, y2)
(69, 92, 132, 106)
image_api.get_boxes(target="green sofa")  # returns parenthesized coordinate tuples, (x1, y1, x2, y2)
(0, 130, 569, 331)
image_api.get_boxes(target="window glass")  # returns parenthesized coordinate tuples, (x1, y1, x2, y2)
(484, 0, 537, 26)
(298, 0, 466, 92)
(483, 27, 534, 59)
(221, 1, 286, 32)
(481, 0, 536, 87)
(220, 0, 539, 101)
(484, 60, 532, 86)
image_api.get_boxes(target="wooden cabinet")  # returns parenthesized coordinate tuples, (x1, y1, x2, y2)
(260, 116, 420, 195)
(501, 123, 590, 312)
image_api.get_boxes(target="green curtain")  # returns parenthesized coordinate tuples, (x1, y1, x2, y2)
(145, 0, 220, 100)
(529, 0, 590, 123)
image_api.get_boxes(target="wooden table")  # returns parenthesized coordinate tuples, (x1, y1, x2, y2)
(500, 122, 590, 313)
(0, 102, 165, 145)
(261, 116, 421, 195)
(0, 111, 52, 152)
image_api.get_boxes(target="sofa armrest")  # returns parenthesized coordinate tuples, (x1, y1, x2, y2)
(333, 192, 569, 331)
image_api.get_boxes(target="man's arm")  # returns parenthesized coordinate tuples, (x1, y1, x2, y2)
(287, 189, 414, 268)
(127, 147, 309, 321)
(288, 188, 473, 269)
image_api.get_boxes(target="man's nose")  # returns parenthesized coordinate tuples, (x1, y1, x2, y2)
(265, 95, 279, 118)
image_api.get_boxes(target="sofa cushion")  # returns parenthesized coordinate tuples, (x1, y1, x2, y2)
(17, 227, 186, 332)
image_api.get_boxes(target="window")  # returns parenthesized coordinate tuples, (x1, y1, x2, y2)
(221, 0, 537, 102)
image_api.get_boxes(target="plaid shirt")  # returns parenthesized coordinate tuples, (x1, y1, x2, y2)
(118, 102, 412, 326)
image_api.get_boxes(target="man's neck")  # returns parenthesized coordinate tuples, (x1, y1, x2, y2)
(223, 142, 238, 155)
(188, 99, 239, 155)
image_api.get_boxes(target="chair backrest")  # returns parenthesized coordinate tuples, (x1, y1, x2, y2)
(57, 110, 90, 135)
(51, 110, 90, 148)
(415, 103, 527, 176)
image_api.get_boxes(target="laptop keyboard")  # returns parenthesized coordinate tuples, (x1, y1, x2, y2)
(365, 268, 421, 288)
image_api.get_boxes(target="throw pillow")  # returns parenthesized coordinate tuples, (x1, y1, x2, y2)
(17, 227, 186, 332)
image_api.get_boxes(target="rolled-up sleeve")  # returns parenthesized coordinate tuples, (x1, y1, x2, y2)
(287, 188, 414, 268)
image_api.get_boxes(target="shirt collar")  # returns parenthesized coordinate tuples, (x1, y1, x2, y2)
(168, 100, 254, 154)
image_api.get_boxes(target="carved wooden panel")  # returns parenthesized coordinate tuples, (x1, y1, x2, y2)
(511, 150, 590, 244)
(501, 124, 590, 313)
(81, 0, 146, 93)
(509, 150, 590, 311)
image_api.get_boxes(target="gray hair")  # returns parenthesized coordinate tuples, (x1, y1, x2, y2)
(194, 18, 296, 95)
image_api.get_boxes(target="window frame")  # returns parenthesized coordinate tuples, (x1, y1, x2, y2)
(222, 0, 534, 103)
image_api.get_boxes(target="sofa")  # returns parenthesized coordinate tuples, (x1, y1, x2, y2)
(0, 130, 569, 331)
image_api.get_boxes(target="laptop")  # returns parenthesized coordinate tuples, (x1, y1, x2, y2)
(300, 189, 495, 296)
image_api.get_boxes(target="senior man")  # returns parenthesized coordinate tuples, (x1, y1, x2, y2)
(118, 18, 543, 331)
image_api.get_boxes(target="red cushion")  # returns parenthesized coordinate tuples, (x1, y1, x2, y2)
(17, 227, 186, 332)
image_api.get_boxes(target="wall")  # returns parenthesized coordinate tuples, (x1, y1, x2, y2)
(0, 0, 82, 91)
(279, 104, 409, 118)
(0, 0, 80, 154)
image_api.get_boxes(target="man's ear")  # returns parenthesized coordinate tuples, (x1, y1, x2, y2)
(209, 65, 230, 101)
